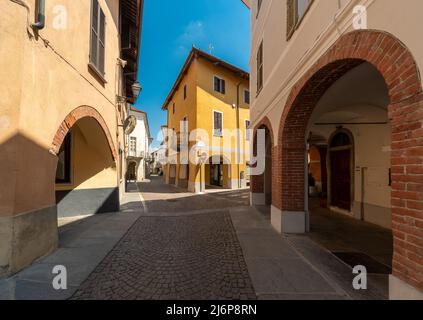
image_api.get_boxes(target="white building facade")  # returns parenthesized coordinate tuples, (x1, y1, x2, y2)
(126, 107, 152, 182)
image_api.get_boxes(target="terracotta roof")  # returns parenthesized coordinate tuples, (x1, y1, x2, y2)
(161, 47, 249, 110)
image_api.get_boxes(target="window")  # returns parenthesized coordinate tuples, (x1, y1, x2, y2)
(130, 137, 137, 155)
(287, 0, 313, 40)
(257, 42, 263, 93)
(330, 132, 351, 148)
(183, 85, 187, 100)
(172, 102, 175, 114)
(244, 89, 250, 104)
(56, 133, 72, 184)
(214, 76, 226, 94)
(181, 117, 188, 133)
(213, 111, 223, 137)
(89, 0, 106, 77)
(245, 120, 251, 141)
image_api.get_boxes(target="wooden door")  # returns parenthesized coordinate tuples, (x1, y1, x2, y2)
(330, 149, 351, 210)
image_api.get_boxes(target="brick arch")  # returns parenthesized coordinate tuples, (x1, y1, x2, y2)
(50, 106, 117, 161)
(276, 30, 423, 291)
(251, 117, 275, 194)
(254, 116, 275, 147)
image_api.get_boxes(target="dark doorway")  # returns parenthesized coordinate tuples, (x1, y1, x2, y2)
(329, 131, 353, 211)
(127, 161, 137, 181)
(210, 163, 223, 187)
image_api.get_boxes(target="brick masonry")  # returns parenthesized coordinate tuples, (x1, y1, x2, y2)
(50, 106, 117, 160)
(251, 30, 423, 291)
(251, 117, 274, 194)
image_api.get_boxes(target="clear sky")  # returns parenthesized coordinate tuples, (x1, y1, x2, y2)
(135, 0, 250, 149)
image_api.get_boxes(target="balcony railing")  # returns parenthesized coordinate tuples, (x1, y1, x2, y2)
(128, 150, 145, 158)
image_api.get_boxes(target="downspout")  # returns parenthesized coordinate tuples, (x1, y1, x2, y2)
(236, 81, 242, 189)
(32, 0, 45, 30)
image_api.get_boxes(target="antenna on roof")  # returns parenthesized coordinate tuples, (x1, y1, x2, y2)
(208, 44, 215, 55)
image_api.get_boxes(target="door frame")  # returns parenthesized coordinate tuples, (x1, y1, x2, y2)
(327, 128, 355, 213)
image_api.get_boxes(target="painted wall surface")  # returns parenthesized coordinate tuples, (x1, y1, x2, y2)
(128, 110, 151, 181)
(249, 0, 423, 139)
(0, 0, 122, 217)
(0, 0, 126, 277)
(165, 57, 250, 192)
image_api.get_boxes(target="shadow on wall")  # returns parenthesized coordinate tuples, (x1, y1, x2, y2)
(0, 133, 58, 278)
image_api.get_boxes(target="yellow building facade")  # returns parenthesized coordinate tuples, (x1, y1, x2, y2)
(0, 0, 143, 277)
(163, 49, 250, 193)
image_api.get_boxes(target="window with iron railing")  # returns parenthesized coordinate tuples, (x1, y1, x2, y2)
(129, 137, 137, 156)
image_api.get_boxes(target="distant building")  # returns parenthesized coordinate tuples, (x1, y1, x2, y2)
(162, 48, 250, 193)
(126, 107, 153, 182)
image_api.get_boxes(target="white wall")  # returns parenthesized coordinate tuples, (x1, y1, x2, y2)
(128, 110, 150, 181)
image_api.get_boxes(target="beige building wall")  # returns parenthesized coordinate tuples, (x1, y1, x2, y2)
(250, 0, 423, 137)
(0, 0, 133, 277)
(248, 0, 423, 299)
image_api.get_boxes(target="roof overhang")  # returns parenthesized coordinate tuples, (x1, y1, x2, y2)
(120, 0, 144, 104)
(161, 47, 249, 110)
(241, 0, 251, 9)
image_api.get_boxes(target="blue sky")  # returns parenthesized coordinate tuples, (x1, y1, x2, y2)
(135, 0, 250, 149)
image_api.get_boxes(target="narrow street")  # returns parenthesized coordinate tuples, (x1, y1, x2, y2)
(0, 176, 390, 300)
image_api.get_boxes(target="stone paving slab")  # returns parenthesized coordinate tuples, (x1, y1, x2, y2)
(0, 210, 141, 300)
(229, 206, 348, 300)
(71, 212, 257, 300)
(286, 235, 388, 300)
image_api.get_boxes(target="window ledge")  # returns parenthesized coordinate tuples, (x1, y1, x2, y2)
(88, 62, 107, 84)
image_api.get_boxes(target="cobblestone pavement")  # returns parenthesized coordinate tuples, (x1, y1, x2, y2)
(72, 179, 256, 300)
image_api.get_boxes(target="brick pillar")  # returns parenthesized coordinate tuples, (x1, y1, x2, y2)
(390, 93, 423, 295)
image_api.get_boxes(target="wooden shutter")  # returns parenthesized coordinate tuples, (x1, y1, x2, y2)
(214, 77, 219, 92)
(221, 79, 226, 94)
(286, 0, 296, 40)
(257, 42, 263, 92)
(90, 0, 99, 65)
(89, 0, 105, 76)
(98, 8, 105, 74)
(214, 112, 222, 136)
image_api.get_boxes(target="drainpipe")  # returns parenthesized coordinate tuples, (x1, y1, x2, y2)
(236, 81, 242, 189)
(32, 0, 45, 30)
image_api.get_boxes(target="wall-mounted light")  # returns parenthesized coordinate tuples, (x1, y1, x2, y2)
(131, 81, 142, 101)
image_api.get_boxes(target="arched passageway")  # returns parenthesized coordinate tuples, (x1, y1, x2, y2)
(251, 118, 274, 218)
(53, 107, 118, 219)
(273, 30, 423, 293)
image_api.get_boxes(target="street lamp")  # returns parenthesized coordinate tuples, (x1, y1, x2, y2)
(131, 81, 142, 101)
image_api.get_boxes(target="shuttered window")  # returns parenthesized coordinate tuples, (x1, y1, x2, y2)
(245, 120, 251, 141)
(257, 41, 263, 93)
(90, 0, 106, 77)
(287, 0, 313, 40)
(244, 89, 250, 104)
(214, 76, 226, 94)
(213, 111, 223, 137)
